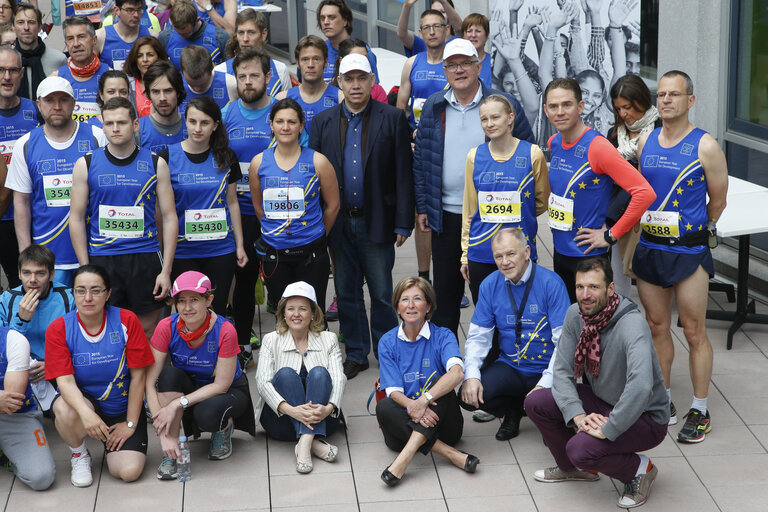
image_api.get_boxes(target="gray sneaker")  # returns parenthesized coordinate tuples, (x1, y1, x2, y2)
(157, 456, 177, 480)
(209, 422, 234, 460)
(472, 410, 496, 423)
(533, 466, 600, 483)
(618, 464, 658, 508)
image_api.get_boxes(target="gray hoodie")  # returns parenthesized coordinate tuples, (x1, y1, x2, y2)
(552, 296, 669, 441)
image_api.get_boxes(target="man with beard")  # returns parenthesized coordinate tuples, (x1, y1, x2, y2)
(524, 257, 669, 509)
(137, 61, 187, 154)
(222, 47, 298, 368)
(13, 3, 66, 100)
(52, 16, 111, 123)
(5, 76, 107, 287)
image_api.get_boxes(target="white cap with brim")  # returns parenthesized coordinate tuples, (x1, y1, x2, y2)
(443, 38, 478, 61)
(282, 281, 318, 304)
(37, 76, 75, 99)
(338, 53, 372, 75)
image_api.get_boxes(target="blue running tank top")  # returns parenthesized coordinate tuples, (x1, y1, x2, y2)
(58, 63, 110, 122)
(468, 141, 539, 263)
(167, 22, 222, 69)
(167, 313, 242, 385)
(85, 146, 160, 256)
(286, 84, 340, 135)
(63, 306, 132, 416)
(180, 71, 231, 114)
(25, 122, 99, 266)
(548, 129, 614, 257)
(638, 127, 709, 255)
(0, 327, 36, 413)
(323, 40, 379, 83)
(407, 51, 447, 127)
(196, 2, 226, 29)
(168, 143, 235, 258)
(138, 116, 186, 154)
(0, 97, 39, 221)
(222, 98, 274, 216)
(258, 146, 324, 250)
(101, 24, 151, 71)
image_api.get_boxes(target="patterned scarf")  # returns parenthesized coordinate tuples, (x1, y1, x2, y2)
(574, 293, 620, 379)
(68, 53, 101, 78)
(616, 105, 659, 160)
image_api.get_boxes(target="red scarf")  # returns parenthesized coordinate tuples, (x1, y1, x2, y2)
(574, 293, 620, 379)
(177, 310, 213, 343)
(68, 53, 101, 78)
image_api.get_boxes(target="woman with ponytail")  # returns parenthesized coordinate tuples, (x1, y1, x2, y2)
(162, 96, 247, 315)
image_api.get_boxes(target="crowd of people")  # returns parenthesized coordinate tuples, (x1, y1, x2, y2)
(0, 0, 729, 509)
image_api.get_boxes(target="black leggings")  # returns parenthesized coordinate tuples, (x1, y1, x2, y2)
(172, 253, 237, 316)
(232, 214, 261, 346)
(156, 365, 250, 433)
(261, 237, 330, 312)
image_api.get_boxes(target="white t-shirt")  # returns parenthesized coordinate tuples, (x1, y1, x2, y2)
(5, 330, 31, 373)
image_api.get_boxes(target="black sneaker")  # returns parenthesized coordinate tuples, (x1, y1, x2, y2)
(342, 359, 369, 379)
(669, 401, 677, 425)
(677, 408, 711, 443)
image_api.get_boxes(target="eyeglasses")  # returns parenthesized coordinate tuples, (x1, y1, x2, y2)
(399, 296, 425, 305)
(444, 60, 478, 72)
(0, 5, 13, 11)
(120, 6, 144, 14)
(420, 23, 445, 32)
(0, 67, 21, 76)
(73, 287, 108, 297)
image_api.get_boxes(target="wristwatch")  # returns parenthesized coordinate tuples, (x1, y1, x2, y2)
(126, 421, 136, 429)
(423, 390, 434, 402)
(204, 3, 213, 11)
(603, 228, 617, 246)
(179, 396, 190, 409)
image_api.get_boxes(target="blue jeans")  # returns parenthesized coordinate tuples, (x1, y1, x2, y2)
(331, 215, 397, 363)
(260, 366, 340, 440)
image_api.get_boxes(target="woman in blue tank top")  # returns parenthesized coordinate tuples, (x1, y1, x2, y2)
(165, 96, 247, 316)
(249, 98, 340, 311)
(145, 271, 255, 479)
(460, 95, 549, 303)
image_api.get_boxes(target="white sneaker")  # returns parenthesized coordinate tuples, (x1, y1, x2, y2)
(70, 449, 93, 487)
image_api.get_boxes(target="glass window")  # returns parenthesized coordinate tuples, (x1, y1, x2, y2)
(352, 17, 368, 43)
(640, 0, 658, 82)
(378, 26, 404, 53)
(729, 0, 768, 138)
(378, 0, 405, 26)
(346, 0, 367, 14)
(726, 141, 768, 250)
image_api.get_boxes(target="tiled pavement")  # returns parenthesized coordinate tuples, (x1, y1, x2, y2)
(3, 218, 768, 511)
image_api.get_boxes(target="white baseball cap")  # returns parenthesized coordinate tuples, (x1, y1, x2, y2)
(338, 53, 372, 75)
(37, 76, 75, 99)
(443, 38, 478, 61)
(282, 281, 318, 304)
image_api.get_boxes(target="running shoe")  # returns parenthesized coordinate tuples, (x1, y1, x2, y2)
(460, 294, 470, 308)
(70, 449, 93, 487)
(677, 408, 711, 443)
(669, 401, 677, 425)
(618, 464, 658, 508)
(533, 466, 599, 483)
(209, 422, 234, 460)
(472, 410, 496, 422)
(250, 329, 261, 349)
(325, 296, 339, 322)
(156, 456, 178, 480)
(238, 350, 254, 370)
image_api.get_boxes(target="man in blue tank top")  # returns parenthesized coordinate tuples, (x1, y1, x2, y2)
(277, 35, 343, 136)
(316, 0, 379, 83)
(94, 0, 157, 71)
(396, 9, 448, 129)
(0, 46, 38, 291)
(137, 61, 187, 153)
(159, 0, 230, 69)
(53, 17, 110, 123)
(633, 71, 729, 444)
(5, 77, 108, 287)
(179, 45, 237, 113)
(459, 228, 570, 441)
(214, 9, 289, 98)
(70, 97, 179, 341)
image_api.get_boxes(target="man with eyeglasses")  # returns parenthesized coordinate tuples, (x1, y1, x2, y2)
(632, 70, 728, 444)
(5, 76, 107, 288)
(309, 54, 414, 380)
(95, 0, 158, 72)
(458, 228, 569, 441)
(0, 46, 39, 294)
(0, 244, 74, 410)
(414, 38, 533, 337)
(13, 3, 66, 100)
(397, 9, 449, 130)
(277, 35, 343, 136)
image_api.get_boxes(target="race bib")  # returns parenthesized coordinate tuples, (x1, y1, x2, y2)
(0, 139, 14, 165)
(184, 208, 228, 240)
(641, 210, 680, 238)
(236, 162, 250, 193)
(42, 174, 72, 207)
(113, 59, 126, 72)
(263, 187, 305, 219)
(412, 98, 426, 124)
(98, 205, 144, 238)
(547, 193, 574, 231)
(72, 101, 100, 122)
(478, 190, 521, 223)
(72, 0, 102, 21)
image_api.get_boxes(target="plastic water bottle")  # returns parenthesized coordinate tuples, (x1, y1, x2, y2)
(177, 436, 191, 482)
